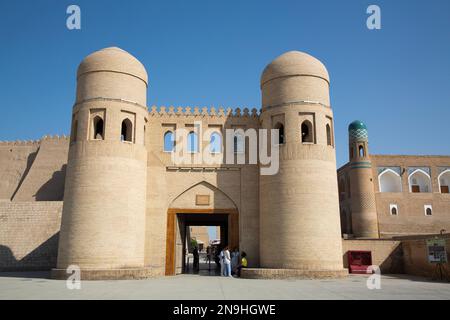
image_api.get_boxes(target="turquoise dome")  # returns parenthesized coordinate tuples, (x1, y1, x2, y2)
(348, 120, 368, 141)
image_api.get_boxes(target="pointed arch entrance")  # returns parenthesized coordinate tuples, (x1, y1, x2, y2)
(165, 181, 239, 276)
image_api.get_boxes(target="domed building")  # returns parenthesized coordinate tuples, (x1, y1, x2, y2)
(0, 47, 449, 279)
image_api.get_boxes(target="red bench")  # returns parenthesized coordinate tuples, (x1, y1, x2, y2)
(348, 250, 372, 274)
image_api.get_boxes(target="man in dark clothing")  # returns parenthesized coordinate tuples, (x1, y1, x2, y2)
(193, 246, 199, 272)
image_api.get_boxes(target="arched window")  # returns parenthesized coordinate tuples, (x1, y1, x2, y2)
(209, 132, 221, 154)
(164, 131, 174, 152)
(301, 120, 313, 143)
(274, 123, 285, 145)
(425, 205, 433, 216)
(408, 169, 432, 193)
(187, 131, 198, 153)
(326, 124, 332, 146)
(438, 170, 450, 194)
(379, 169, 402, 192)
(71, 120, 78, 143)
(234, 133, 244, 153)
(121, 118, 133, 142)
(359, 145, 365, 158)
(92, 116, 104, 140)
(390, 204, 398, 216)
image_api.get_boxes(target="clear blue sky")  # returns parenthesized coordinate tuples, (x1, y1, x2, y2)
(1, 0, 449, 167)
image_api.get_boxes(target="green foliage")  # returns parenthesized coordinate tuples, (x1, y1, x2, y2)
(190, 238, 198, 249)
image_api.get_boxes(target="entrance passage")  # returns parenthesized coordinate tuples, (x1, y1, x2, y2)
(165, 209, 239, 276)
(181, 214, 226, 276)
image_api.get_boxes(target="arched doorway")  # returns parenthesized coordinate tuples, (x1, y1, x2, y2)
(164, 182, 239, 276)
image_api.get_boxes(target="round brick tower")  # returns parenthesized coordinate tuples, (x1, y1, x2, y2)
(53, 47, 150, 279)
(348, 120, 379, 238)
(256, 51, 346, 278)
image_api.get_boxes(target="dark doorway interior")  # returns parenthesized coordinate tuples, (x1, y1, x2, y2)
(177, 213, 228, 276)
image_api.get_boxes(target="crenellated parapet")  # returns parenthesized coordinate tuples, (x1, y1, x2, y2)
(41, 134, 69, 141)
(0, 135, 69, 146)
(148, 105, 260, 119)
(0, 139, 41, 146)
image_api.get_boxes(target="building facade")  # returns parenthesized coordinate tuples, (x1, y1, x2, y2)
(338, 121, 450, 239)
(0, 47, 449, 279)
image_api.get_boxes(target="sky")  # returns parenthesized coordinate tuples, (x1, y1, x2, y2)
(0, 0, 449, 168)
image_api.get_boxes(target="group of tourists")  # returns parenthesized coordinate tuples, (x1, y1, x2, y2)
(218, 246, 247, 277)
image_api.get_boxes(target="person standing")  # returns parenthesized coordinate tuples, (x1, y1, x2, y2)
(219, 247, 225, 276)
(193, 246, 199, 272)
(223, 246, 232, 277)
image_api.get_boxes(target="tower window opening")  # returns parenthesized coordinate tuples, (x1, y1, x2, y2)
(390, 204, 398, 216)
(301, 120, 313, 143)
(209, 132, 222, 154)
(234, 133, 244, 153)
(359, 145, 365, 158)
(92, 116, 104, 140)
(164, 131, 174, 152)
(274, 123, 285, 145)
(121, 118, 133, 142)
(326, 124, 332, 146)
(187, 131, 199, 153)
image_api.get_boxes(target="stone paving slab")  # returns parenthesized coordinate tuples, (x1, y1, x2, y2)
(0, 272, 449, 300)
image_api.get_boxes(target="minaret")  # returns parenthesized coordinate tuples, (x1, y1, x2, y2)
(348, 120, 379, 238)
(53, 47, 150, 279)
(257, 51, 346, 278)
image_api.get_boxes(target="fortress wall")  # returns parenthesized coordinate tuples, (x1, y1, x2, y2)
(0, 141, 40, 200)
(12, 136, 69, 201)
(0, 201, 62, 271)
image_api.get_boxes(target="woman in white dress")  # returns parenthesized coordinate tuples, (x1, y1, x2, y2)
(223, 246, 232, 277)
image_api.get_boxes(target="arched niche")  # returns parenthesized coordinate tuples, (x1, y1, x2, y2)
(408, 169, 432, 193)
(378, 169, 402, 192)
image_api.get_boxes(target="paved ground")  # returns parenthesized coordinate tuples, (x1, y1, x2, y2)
(0, 272, 449, 300)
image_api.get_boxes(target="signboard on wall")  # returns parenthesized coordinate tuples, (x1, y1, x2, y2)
(196, 195, 210, 206)
(426, 238, 448, 263)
